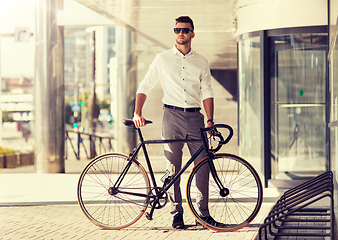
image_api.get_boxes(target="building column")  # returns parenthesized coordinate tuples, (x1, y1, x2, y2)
(34, 0, 65, 173)
(95, 27, 109, 101)
(115, 26, 137, 153)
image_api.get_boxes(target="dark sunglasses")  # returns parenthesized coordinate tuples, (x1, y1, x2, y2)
(173, 28, 193, 34)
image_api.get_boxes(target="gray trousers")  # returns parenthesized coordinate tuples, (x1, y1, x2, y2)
(162, 107, 210, 217)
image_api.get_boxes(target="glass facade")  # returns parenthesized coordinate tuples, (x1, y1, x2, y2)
(238, 28, 328, 182)
(237, 1, 338, 230)
(271, 34, 328, 175)
(238, 36, 262, 174)
(329, 0, 338, 221)
(64, 28, 91, 96)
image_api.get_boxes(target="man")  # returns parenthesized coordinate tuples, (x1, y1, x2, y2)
(133, 16, 215, 229)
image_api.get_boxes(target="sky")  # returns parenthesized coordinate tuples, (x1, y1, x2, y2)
(0, 0, 113, 79)
(0, 0, 36, 78)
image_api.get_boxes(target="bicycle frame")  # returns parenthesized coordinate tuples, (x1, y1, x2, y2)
(113, 126, 226, 220)
(78, 120, 265, 232)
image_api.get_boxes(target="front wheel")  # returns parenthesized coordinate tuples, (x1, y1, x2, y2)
(186, 153, 263, 232)
(77, 153, 150, 229)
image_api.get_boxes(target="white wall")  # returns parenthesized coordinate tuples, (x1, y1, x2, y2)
(233, 0, 328, 37)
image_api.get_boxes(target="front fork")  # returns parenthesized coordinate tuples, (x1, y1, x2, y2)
(208, 154, 230, 197)
(200, 129, 228, 195)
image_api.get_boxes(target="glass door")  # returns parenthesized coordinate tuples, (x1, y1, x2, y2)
(271, 34, 328, 178)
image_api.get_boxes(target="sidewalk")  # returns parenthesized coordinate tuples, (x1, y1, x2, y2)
(0, 159, 282, 240)
(1, 203, 275, 240)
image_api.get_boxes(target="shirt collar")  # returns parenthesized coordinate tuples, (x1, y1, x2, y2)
(172, 45, 194, 56)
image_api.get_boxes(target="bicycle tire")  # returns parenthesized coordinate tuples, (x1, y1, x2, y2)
(77, 152, 150, 229)
(186, 153, 263, 232)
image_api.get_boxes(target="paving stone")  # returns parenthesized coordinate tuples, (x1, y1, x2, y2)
(0, 203, 272, 240)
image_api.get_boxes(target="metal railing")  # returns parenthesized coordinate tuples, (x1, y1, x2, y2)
(259, 171, 334, 239)
(65, 130, 114, 160)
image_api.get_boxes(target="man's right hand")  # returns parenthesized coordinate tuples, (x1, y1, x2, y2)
(133, 93, 147, 128)
(133, 113, 146, 128)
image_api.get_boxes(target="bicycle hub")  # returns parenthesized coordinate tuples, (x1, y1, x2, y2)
(220, 188, 229, 197)
(108, 187, 118, 196)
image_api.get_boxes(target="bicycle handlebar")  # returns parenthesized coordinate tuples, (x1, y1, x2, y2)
(214, 124, 234, 145)
(123, 119, 153, 128)
(200, 124, 234, 152)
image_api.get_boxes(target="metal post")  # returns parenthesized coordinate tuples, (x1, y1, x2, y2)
(77, 132, 80, 159)
(73, 57, 78, 128)
(35, 0, 65, 173)
(90, 31, 96, 159)
(109, 57, 118, 151)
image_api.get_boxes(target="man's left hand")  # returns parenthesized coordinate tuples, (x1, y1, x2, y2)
(207, 120, 215, 136)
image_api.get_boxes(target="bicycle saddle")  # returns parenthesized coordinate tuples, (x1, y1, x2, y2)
(123, 119, 153, 127)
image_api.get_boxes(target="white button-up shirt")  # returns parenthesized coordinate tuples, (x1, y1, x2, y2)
(137, 45, 213, 108)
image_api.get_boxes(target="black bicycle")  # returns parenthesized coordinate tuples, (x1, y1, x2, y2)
(77, 119, 263, 232)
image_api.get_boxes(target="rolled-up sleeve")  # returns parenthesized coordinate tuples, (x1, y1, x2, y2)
(200, 59, 214, 100)
(137, 54, 161, 96)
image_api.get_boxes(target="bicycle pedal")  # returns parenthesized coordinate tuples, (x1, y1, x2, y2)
(145, 212, 153, 220)
(160, 170, 170, 183)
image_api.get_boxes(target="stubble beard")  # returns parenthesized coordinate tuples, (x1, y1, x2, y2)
(176, 37, 190, 45)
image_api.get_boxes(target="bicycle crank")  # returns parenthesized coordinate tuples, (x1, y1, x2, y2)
(147, 187, 168, 209)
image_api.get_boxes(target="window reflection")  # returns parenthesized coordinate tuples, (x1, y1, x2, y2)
(238, 36, 261, 174)
(271, 34, 327, 174)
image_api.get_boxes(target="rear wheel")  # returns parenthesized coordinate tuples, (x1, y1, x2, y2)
(77, 153, 150, 229)
(186, 153, 263, 232)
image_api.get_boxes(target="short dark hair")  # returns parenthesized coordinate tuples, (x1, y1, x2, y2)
(175, 16, 194, 31)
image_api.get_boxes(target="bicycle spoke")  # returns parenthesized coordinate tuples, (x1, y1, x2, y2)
(186, 153, 263, 232)
(77, 153, 150, 229)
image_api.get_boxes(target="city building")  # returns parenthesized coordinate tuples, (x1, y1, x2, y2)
(1, 78, 33, 122)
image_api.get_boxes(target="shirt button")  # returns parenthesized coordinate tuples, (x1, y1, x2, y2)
(183, 67, 185, 69)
